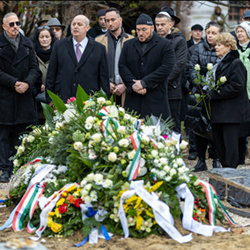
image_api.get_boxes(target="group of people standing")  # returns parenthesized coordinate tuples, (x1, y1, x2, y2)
(1, 6, 250, 183)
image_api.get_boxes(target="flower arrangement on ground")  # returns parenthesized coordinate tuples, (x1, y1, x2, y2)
(3, 86, 228, 244)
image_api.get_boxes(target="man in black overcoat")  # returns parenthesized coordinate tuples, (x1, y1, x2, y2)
(46, 14, 110, 104)
(0, 12, 41, 182)
(118, 13, 175, 121)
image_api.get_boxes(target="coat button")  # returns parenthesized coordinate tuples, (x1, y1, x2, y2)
(75, 70, 78, 73)
(73, 83, 76, 87)
(141, 62, 143, 65)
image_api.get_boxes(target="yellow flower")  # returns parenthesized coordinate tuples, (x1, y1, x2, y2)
(61, 192, 67, 197)
(149, 181, 163, 193)
(117, 190, 125, 199)
(51, 222, 62, 233)
(55, 207, 62, 218)
(134, 197, 142, 209)
(136, 215, 143, 230)
(56, 198, 65, 207)
(47, 216, 53, 227)
(145, 209, 154, 218)
(66, 184, 76, 192)
(49, 212, 55, 217)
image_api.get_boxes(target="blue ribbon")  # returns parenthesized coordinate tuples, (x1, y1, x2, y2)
(73, 235, 89, 247)
(0, 199, 6, 203)
(100, 224, 111, 241)
(87, 207, 97, 217)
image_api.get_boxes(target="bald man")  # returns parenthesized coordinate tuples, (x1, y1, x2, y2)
(46, 14, 110, 104)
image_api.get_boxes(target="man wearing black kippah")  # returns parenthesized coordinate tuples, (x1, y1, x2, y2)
(119, 13, 175, 121)
(187, 24, 204, 48)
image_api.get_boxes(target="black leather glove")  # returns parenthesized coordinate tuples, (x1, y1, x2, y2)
(206, 91, 212, 102)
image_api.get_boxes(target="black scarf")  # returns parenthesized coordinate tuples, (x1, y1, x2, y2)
(107, 28, 125, 83)
(35, 41, 52, 63)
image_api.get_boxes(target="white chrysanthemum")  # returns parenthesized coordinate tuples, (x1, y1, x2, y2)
(86, 116, 95, 124)
(117, 126, 126, 134)
(17, 145, 25, 155)
(97, 97, 106, 105)
(27, 135, 35, 143)
(118, 138, 129, 148)
(159, 170, 166, 178)
(92, 133, 102, 143)
(119, 107, 125, 113)
(74, 141, 84, 151)
(151, 150, 158, 158)
(90, 190, 97, 198)
(124, 114, 131, 120)
(170, 168, 177, 176)
(85, 123, 93, 130)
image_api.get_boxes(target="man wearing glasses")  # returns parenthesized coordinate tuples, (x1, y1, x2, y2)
(0, 12, 41, 182)
(47, 17, 66, 40)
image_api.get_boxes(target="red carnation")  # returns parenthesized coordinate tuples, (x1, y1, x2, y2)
(59, 203, 68, 213)
(75, 198, 84, 208)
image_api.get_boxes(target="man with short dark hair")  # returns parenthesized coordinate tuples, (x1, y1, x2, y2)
(187, 24, 204, 48)
(95, 7, 134, 107)
(88, 9, 107, 39)
(0, 12, 41, 182)
(46, 14, 110, 105)
(119, 13, 175, 120)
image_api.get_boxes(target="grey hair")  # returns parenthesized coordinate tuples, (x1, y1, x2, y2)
(3, 12, 17, 24)
(155, 13, 172, 24)
(83, 15, 90, 26)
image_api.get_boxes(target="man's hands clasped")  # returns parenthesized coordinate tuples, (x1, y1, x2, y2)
(132, 79, 147, 95)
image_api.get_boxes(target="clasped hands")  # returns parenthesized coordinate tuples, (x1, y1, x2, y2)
(15, 81, 29, 94)
(132, 80, 147, 95)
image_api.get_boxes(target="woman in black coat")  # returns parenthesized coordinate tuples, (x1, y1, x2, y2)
(208, 32, 250, 168)
(186, 21, 223, 171)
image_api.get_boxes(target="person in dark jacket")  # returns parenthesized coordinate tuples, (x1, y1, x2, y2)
(155, 9, 187, 135)
(45, 14, 110, 105)
(87, 9, 107, 39)
(235, 21, 250, 164)
(186, 21, 223, 171)
(0, 12, 41, 182)
(118, 13, 175, 121)
(187, 24, 204, 48)
(207, 32, 250, 168)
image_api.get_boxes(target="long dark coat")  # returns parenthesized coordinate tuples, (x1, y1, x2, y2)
(210, 50, 250, 124)
(118, 32, 175, 121)
(45, 35, 110, 103)
(0, 33, 41, 125)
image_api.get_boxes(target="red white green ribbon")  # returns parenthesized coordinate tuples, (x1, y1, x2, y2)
(98, 106, 109, 116)
(101, 118, 119, 138)
(200, 180, 250, 227)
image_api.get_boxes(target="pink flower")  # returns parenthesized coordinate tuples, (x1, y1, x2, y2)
(162, 135, 168, 140)
(67, 97, 76, 104)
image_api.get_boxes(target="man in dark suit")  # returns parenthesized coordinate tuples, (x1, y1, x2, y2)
(118, 13, 175, 121)
(46, 14, 110, 104)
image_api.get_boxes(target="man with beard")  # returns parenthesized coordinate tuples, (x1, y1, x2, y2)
(118, 13, 175, 121)
(95, 7, 134, 107)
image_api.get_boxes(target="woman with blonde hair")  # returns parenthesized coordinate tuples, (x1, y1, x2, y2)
(206, 32, 250, 168)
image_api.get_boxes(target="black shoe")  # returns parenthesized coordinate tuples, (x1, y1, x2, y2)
(213, 159, 221, 168)
(188, 152, 197, 160)
(193, 158, 207, 172)
(0, 171, 9, 183)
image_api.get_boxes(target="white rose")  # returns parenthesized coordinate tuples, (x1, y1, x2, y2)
(117, 126, 126, 134)
(176, 158, 184, 166)
(81, 189, 89, 198)
(178, 167, 185, 175)
(97, 97, 106, 105)
(128, 150, 136, 160)
(27, 135, 35, 143)
(94, 173, 103, 181)
(180, 140, 188, 150)
(85, 123, 93, 130)
(33, 128, 41, 134)
(17, 145, 25, 155)
(119, 107, 125, 113)
(86, 116, 95, 124)
(165, 176, 172, 182)
(84, 184, 92, 191)
(118, 139, 129, 148)
(163, 165, 170, 172)
(88, 140, 95, 148)
(103, 179, 113, 188)
(165, 140, 172, 147)
(86, 173, 95, 182)
(63, 109, 76, 123)
(157, 142, 164, 149)
(195, 64, 200, 71)
(170, 168, 177, 176)
(141, 135, 150, 145)
(220, 76, 227, 83)
(173, 163, 178, 168)
(13, 159, 19, 167)
(74, 141, 84, 151)
(124, 114, 131, 120)
(84, 196, 92, 203)
(80, 178, 87, 187)
(108, 152, 117, 162)
(159, 158, 168, 165)
(151, 150, 158, 158)
(207, 63, 213, 71)
(92, 133, 102, 143)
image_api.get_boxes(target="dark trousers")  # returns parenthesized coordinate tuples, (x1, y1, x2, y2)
(169, 99, 181, 134)
(238, 136, 247, 164)
(212, 123, 240, 168)
(189, 129, 197, 154)
(0, 123, 29, 174)
(195, 134, 218, 159)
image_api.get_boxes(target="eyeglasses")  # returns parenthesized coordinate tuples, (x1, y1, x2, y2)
(50, 27, 61, 32)
(38, 26, 50, 31)
(9, 21, 21, 27)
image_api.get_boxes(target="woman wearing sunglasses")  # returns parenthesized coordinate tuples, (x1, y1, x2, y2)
(47, 17, 66, 40)
(31, 26, 57, 124)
